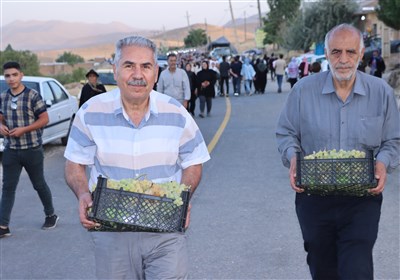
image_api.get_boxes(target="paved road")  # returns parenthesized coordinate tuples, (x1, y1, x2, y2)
(0, 77, 399, 279)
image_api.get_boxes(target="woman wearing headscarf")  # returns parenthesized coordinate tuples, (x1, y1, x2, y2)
(287, 57, 299, 88)
(196, 60, 216, 118)
(254, 58, 268, 94)
(79, 69, 107, 108)
(240, 57, 256, 96)
(299, 57, 310, 79)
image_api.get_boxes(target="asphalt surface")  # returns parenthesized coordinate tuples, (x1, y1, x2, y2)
(0, 77, 399, 279)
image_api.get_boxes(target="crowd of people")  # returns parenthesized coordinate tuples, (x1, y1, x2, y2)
(1, 23, 397, 280)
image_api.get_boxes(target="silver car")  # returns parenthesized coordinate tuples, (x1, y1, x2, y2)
(0, 76, 78, 152)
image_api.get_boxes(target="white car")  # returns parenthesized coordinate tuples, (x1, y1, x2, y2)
(0, 76, 78, 152)
(310, 54, 329, 72)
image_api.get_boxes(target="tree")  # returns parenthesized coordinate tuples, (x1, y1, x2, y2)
(263, 0, 301, 46)
(184, 29, 207, 48)
(376, 0, 400, 30)
(56, 51, 84, 66)
(282, 0, 357, 51)
(0, 45, 41, 76)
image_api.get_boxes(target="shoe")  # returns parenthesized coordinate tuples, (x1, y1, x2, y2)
(225, 94, 229, 97)
(199, 113, 205, 118)
(249, 92, 253, 96)
(234, 93, 239, 96)
(42, 214, 59, 230)
(0, 227, 11, 238)
(219, 93, 225, 97)
(278, 89, 282, 93)
(207, 112, 211, 117)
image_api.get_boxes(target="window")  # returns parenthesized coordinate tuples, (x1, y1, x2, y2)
(48, 81, 68, 103)
(42, 82, 55, 103)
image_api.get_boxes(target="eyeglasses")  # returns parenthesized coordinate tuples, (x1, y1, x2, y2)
(11, 96, 18, 110)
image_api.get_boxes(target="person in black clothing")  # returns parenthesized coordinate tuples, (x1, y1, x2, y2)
(268, 53, 276, 81)
(254, 58, 268, 94)
(368, 50, 386, 78)
(219, 56, 231, 97)
(79, 69, 107, 108)
(185, 62, 197, 116)
(196, 61, 216, 118)
(229, 55, 242, 96)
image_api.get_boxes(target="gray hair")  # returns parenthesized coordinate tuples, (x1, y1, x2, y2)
(324, 23, 364, 54)
(113, 36, 158, 66)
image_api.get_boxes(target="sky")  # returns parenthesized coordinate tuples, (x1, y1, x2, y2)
(0, 0, 269, 31)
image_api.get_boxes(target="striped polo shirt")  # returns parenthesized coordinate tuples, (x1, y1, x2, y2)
(0, 87, 47, 149)
(64, 88, 210, 191)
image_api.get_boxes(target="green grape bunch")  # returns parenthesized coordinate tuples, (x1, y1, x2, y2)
(105, 177, 189, 206)
(304, 149, 366, 160)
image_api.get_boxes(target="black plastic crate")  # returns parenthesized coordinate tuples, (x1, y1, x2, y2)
(295, 151, 377, 196)
(88, 176, 190, 232)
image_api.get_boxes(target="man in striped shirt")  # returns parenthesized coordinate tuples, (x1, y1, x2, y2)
(64, 36, 210, 279)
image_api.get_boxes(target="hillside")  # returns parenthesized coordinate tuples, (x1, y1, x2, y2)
(2, 19, 261, 62)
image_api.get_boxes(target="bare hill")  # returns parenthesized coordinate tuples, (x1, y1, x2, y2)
(2, 20, 156, 51)
(2, 20, 260, 62)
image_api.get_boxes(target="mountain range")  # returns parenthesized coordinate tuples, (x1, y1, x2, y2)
(1, 15, 261, 62)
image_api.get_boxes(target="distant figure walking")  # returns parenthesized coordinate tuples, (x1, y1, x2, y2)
(287, 57, 299, 88)
(368, 49, 386, 78)
(196, 61, 216, 118)
(299, 57, 310, 79)
(254, 58, 268, 94)
(185, 62, 197, 116)
(241, 58, 256, 96)
(273, 54, 286, 93)
(230, 55, 242, 96)
(79, 69, 107, 108)
(157, 53, 191, 108)
(219, 55, 231, 97)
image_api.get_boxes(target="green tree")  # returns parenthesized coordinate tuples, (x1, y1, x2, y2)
(56, 51, 85, 66)
(0, 45, 41, 75)
(53, 68, 87, 85)
(282, 0, 357, 51)
(184, 29, 207, 48)
(263, 0, 301, 46)
(376, 0, 400, 30)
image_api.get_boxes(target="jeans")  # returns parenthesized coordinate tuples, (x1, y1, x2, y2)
(198, 95, 212, 114)
(232, 76, 241, 94)
(244, 79, 252, 94)
(276, 74, 283, 92)
(0, 146, 55, 226)
(220, 76, 229, 94)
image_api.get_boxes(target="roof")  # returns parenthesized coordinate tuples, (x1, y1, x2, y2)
(207, 36, 231, 50)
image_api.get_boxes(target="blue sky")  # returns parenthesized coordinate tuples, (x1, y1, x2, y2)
(1, 0, 269, 31)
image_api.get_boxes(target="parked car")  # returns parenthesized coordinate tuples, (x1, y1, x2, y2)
(96, 68, 117, 92)
(242, 48, 263, 57)
(0, 76, 78, 152)
(310, 55, 329, 72)
(391, 39, 400, 53)
(157, 55, 168, 70)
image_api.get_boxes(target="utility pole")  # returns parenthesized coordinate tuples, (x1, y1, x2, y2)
(257, 0, 262, 28)
(244, 11, 247, 42)
(228, 0, 239, 47)
(186, 11, 191, 30)
(204, 18, 210, 45)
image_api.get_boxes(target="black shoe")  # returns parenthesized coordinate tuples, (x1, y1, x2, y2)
(199, 113, 205, 118)
(0, 227, 11, 238)
(42, 214, 59, 230)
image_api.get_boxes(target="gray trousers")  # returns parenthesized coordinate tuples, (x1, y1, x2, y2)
(91, 231, 188, 280)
